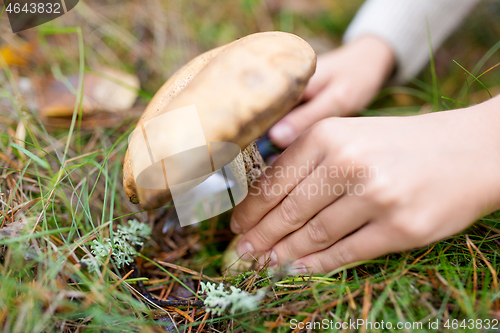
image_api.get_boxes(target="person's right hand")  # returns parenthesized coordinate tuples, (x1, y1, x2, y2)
(269, 35, 396, 148)
(232, 98, 500, 274)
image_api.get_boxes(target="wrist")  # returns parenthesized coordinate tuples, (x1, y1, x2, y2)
(462, 96, 500, 212)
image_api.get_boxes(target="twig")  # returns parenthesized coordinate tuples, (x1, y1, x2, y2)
(132, 263, 204, 308)
(155, 260, 219, 284)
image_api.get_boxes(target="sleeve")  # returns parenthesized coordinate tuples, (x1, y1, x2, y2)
(343, 0, 481, 83)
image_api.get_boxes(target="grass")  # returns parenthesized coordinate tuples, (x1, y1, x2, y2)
(1, 0, 500, 332)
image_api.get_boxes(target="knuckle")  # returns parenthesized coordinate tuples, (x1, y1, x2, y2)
(308, 119, 337, 144)
(257, 172, 276, 205)
(365, 175, 398, 208)
(251, 227, 273, 251)
(232, 207, 253, 232)
(336, 143, 363, 166)
(312, 254, 329, 274)
(388, 214, 431, 247)
(278, 241, 297, 265)
(333, 243, 354, 268)
(312, 118, 333, 133)
(278, 198, 303, 226)
(306, 217, 330, 244)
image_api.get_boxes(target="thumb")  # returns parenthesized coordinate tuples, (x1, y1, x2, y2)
(269, 84, 343, 148)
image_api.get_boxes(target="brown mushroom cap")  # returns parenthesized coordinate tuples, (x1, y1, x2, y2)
(124, 31, 316, 209)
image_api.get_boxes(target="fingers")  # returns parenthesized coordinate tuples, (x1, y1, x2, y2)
(230, 132, 326, 235)
(235, 161, 348, 260)
(267, 195, 373, 267)
(269, 84, 341, 148)
(289, 221, 397, 274)
(300, 65, 330, 101)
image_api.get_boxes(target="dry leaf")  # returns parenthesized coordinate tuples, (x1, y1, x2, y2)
(0, 41, 34, 66)
(39, 67, 140, 117)
(42, 106, 144, 130)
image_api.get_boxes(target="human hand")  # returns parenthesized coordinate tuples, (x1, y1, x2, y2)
(231, 100, 500, 273)
(269, 36, 395, 148)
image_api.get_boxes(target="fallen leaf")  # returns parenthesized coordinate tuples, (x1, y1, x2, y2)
(42, 106, 144, 130)
(39, 67, 140, 117)
(0, 41, 34, 66)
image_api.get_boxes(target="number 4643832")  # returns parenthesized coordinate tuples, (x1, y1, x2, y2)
(443, 318, 499, 330)
(5, 2, 61, 14)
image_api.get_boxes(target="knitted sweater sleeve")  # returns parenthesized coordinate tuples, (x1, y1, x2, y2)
(343, 0, 481, 83)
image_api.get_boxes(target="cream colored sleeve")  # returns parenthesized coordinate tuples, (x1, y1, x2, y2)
(344, 0, 481, 83)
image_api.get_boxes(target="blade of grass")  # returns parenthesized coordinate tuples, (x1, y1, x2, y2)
(10, 142, 50, 170)
(441, 96, 467, 107)
(426, 20, 439, 111)
(471, 40, 500, 75)
(453, 60, 492, 98)
(38, 26, 85, 166)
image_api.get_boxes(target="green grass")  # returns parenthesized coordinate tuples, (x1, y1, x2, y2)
(1, 0, 500, 332)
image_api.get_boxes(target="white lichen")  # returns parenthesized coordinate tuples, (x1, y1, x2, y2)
(81, 219, 151, 273)
(117, 219, 152, 247)
(199, 282, 266, 316)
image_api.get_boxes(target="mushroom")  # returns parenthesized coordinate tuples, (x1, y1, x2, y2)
(123, 31, 316, 272)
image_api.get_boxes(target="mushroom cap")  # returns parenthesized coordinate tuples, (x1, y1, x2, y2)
(124, 31, 316, 209)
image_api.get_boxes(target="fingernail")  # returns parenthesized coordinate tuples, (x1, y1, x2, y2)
(269, 251, 278, 267)
(259, 251, 279, 267)
(289, 264, 308, 274)
(230, 218, 242, 234)
(236, 241, 255, 260)
(269, 123, 296, 146)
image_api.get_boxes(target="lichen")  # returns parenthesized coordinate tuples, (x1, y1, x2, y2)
(81, 219, 151, 273)
(199, 282, 266, 316)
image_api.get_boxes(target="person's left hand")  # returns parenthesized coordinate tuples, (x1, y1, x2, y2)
(230, 101, 500, 273)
